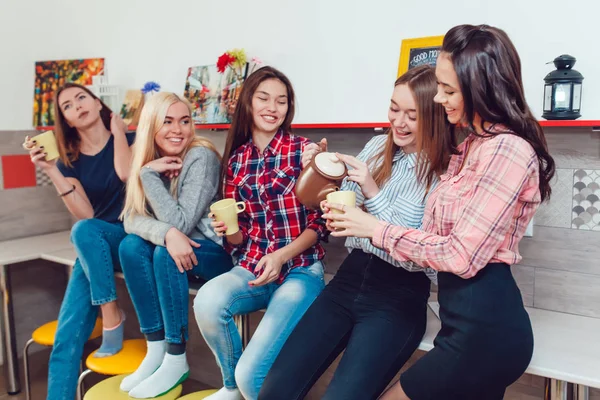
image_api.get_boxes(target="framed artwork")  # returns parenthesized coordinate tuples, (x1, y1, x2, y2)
(33, 58, 105, 127)
(183, 63, 247, 125)
(120, 90, 144, 126)
(397, 35, 444, 76)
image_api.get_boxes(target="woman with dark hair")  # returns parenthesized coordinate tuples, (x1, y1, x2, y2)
(24, 83, 134, 400)
(259, 65, 453, 400)
(193, 66, 327, 400)
(323, 24, 555, 400)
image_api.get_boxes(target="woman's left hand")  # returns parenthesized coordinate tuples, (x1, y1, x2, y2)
(335, 153, 379, 199)
(110, 113, 127, 136)
(249, 252, 285, 286)
(322, 202, 381, 238)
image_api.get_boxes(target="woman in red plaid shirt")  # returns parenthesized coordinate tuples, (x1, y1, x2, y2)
(193, 66, 327, 400)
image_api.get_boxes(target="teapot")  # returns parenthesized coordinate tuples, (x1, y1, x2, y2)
(295, 152, 347, 210)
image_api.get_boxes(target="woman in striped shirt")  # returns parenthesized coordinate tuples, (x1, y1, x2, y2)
(323, 24, 555, 400)
(260, 65, 454, 400)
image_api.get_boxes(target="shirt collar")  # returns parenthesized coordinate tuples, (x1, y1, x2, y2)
(248, 129, 286, 157)
(394, 148, 417, 169)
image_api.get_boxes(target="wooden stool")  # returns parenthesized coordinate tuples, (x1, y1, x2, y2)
(83, 374, 182, 400)
(177, 389, 219, 399)
(77, 339, 147, 400)
(23, 318, 103, 400)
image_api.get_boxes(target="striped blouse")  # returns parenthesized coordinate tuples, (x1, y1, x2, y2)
(342, 135, 437, 281)
(373, 129, 540, 279)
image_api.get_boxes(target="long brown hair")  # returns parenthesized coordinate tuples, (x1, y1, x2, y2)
(370, 65, 454, 191)
(53, 83, 112, 167)
(219, 66, 296, 195)
(441, 24, 555, 201)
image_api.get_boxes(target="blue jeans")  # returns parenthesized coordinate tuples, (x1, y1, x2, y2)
(194, 262, 325, 400)
(118, 234, 233, 343)
(47, 219, 126, 400)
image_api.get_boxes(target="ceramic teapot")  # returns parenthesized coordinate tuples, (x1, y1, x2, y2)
(295, 152, 347, 209)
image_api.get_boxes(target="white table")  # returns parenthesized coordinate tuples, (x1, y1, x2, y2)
(0, 231, 72, 394)
(420, 303, 599, 399)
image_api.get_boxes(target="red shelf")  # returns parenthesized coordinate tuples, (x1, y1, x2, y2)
(538, 120, 600, 127)
(34, 120, 600, 132)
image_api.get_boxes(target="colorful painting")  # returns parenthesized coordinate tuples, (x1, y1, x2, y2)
(33, 58, 105, 127)
(120, 90, 145, 126)
(183, 64, 246, 125)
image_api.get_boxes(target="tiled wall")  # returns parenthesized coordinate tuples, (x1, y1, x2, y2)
(2, 127, 599, 319)
(518, 128, 600, 319)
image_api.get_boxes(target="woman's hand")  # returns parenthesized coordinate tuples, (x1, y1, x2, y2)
(302, 138, 327, 168)
(23, 135, 57, 172)
(144, 156, 182, 179)
(335, 153, 379, 199)
(208, 212, 228, 237)
(322, 202, 381, 238)
(249, 252, 285, 286)
(110, 112, 127, 136)
(165, 228, 200, 273)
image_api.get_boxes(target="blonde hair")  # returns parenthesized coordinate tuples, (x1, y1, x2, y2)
(121, 92, 220, 220)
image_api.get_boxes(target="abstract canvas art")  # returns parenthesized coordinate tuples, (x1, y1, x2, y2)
(33, 58, 105, 127)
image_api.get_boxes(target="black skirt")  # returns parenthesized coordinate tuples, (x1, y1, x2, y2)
(401, 263, 534, 400)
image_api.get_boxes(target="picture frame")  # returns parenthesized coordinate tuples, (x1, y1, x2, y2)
(397, 35, 445, 77)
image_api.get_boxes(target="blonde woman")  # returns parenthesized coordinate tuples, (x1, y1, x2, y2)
(118, 92, 233, 398)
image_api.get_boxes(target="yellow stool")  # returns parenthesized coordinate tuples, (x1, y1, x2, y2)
(23, 318, 103, 400)
(177, 390, 219, 399)
(83, 374, 182, 400)
(77, 339, 147, 400)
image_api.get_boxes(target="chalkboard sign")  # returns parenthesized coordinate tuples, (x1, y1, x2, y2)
(408, 46, 442, 70)
(397, 35, 444, 77)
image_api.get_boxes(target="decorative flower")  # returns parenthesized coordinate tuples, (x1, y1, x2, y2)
(228, 48, 247, 70)
(216, 49, 250, 81)
(141, 81, 161, 94)
(249, 57, 264, 75)
(216, 53, 236, 74)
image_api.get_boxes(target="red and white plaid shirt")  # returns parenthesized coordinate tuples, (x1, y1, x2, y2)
(373, 127, 541, 279)
(224, 130, 326, 283)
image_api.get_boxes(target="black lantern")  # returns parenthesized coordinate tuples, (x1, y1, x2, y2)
(542, 54, 583, 120)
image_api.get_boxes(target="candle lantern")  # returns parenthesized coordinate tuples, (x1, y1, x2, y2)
(542, 54, 583, 120)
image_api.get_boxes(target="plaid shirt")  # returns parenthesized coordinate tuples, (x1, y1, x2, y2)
(224, 130, 326, 283)
(373, 127, 541, 279)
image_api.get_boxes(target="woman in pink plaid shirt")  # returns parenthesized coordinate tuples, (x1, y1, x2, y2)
(324, 24, 555, 400)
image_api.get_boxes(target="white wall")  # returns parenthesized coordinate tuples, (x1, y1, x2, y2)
(1, 0, 598, 129)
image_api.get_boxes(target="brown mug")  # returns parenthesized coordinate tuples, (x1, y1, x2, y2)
(295, 151, 347, 210)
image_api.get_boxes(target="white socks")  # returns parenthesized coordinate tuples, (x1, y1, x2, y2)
(120, 340, 166, 392)
(128, 352, 189, 398)
(204, 387, 243, 400)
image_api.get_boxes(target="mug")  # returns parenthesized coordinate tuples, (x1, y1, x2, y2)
(210, 199, 246, 235)
(324, 190, 356, 214)
(30, 131, 60, 161)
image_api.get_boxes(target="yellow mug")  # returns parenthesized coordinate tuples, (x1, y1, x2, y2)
(31, 130, 60, 161)
(210, 199, 246, 235)
(325, 190, 356, 214)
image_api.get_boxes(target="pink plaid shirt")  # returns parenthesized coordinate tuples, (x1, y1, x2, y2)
(373, 128, 541, 278)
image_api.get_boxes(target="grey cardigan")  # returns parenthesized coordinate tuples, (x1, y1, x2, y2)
(124, 146, 221, 246)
